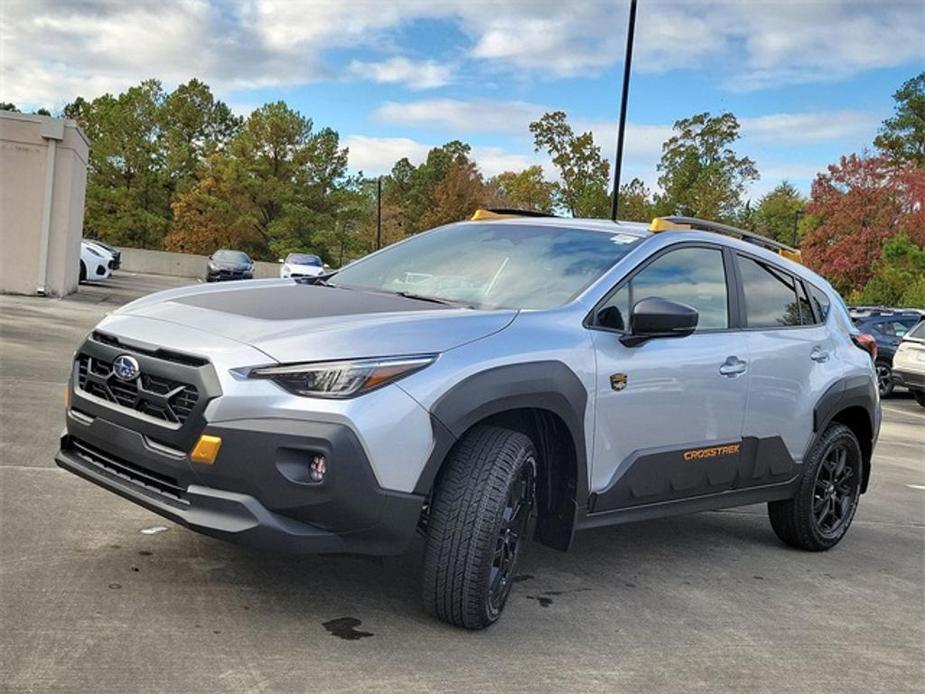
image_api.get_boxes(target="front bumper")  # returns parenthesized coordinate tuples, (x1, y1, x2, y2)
(892, 368, 925, 390)
(207, 268, 253, 281)
(57, 415, 424, 555)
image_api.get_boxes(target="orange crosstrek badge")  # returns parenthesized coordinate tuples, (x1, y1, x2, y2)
(683, 443, 741, 461)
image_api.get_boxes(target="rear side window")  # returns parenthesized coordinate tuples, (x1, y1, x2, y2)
(597, 246, 729, 330)
(737, 255, 805, 328)
(807, 285, 831, 323)
(909, 321, 925, 339)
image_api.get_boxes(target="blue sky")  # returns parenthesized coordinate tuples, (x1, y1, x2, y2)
(4, 1, 923, 201)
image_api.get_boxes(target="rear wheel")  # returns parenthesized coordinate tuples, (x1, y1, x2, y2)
(768, 423, 862, 551)
(875, 362, 894, 397)
(422, 425, 535, 629)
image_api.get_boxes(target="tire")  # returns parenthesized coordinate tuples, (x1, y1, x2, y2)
(768, 423, 862, 551)
(913, 389, 925, 408)
(422, 425, 536, 629)
(79, 261, 86, 283)
(875, 361, 894, 397)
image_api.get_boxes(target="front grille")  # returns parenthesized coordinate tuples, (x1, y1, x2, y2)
(69, 438, 188, 505)
(76, 354, 200, 425)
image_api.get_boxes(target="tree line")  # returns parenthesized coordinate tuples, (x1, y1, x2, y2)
(6, 71, 922, 305)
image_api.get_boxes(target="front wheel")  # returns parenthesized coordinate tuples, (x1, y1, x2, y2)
(422, 425, 536, 629)
(768, 423, 862, 551)
(875, 362, 894, 397)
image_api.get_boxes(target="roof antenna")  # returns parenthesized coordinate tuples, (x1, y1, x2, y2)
(610, 0, 638, 222)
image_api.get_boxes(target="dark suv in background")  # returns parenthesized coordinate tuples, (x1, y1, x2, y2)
(850, 308, 924, 396)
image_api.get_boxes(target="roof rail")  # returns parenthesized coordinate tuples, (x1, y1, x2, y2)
(471, 208, 559, 221)
(650, 215, 803, 264)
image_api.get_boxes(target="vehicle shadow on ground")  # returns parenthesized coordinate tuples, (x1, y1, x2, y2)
(143, 508, 783, 628)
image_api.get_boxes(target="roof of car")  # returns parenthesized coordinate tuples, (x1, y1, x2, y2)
(461, 215, 654, 237)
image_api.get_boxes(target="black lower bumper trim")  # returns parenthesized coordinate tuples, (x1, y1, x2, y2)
(57, 444, 424, 555)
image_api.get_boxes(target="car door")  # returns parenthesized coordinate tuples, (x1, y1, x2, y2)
(735, 253, 838, 467)
(588, 244, 751, 512)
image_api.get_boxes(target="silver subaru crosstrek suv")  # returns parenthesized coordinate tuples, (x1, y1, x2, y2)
(58, 212, 880, 629)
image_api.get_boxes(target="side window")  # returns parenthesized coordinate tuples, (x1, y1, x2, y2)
(808, 285, 831, 323)
(737, 255, 804, 328)
(596, 247, 729, 331)
(796, 282, 814, 325)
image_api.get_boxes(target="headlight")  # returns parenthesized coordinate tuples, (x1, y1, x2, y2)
(249, 355, 436, 398)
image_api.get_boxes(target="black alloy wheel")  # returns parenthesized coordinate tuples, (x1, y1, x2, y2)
(811, 442, 859, 538)
(487, 460, 535, 618)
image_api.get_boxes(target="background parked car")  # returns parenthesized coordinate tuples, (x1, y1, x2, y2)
(79, 240, 112, 283)
(892, 319, 925, 407)
(279, 253, 325, 278)
(851, 309, 924, 396)
(84, 239, 121, 270)
(206, 250, 254, 282)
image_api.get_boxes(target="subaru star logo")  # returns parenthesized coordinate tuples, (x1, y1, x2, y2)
(112, 354, 141, 381)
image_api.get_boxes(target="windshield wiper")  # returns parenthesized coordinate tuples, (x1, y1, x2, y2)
(394, 291, 472, 307)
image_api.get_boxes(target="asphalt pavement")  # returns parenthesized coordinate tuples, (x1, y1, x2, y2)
(1, 272, 923, 693)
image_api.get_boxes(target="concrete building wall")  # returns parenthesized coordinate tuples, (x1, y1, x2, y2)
(0, 112, 90, 297)
(117, 247, 281, 280)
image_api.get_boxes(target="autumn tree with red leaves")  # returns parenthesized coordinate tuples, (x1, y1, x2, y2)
(800, 154, 925, 294)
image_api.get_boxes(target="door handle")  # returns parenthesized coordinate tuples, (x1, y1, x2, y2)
(719, 356, 747, 377)
(810, 347, 830, 363)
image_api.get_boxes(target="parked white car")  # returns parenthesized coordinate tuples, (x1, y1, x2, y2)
(892, 319, 925, 407)
(279, 253, 325, 279)
(79, 240, 113, 282)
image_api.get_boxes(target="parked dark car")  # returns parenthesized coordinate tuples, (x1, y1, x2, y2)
(851, 310, 923, 396)
(206, 250, 254, 282)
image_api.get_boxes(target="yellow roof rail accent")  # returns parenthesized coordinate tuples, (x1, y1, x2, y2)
(649, 217, 691, 232)
(471, 209, 521, 221)
(778, 248, 803, 263)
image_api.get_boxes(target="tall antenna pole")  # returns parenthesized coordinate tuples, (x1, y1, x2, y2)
(376, 176, 382, 250)
(610, 0, 638, 222)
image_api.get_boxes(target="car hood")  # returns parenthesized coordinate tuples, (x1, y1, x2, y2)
(114, 279, 516, 363)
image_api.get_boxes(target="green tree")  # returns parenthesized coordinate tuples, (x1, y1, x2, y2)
(656, 112, 758, 222)
(0, 103, 18, 111)
(616, 177, 654, 222)
(166, 102, 350, 263)
(853, 232, 925, 307)
(63, 79, 241, 249)
(491, 165, 557, 213)
(874, 72, 925, 167)
(753, 181, 807, 243)
(529, 111, 610, 217)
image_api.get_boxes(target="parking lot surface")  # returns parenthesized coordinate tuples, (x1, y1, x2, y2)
(2, 273, 923, 693)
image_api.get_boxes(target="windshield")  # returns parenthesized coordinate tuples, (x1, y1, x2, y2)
(287, 253, 322, 266)
(213, 250, 250, 263)
(330, 222, 643, 310)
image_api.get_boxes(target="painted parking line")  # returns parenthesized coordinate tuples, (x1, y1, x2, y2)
(881, 405, 924, 417)
(907, 485, 925, 491)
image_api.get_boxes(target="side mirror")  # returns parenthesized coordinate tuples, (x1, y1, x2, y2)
(621, 297, 698, 347)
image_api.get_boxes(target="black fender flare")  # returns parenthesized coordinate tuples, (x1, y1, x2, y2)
(413, 361, 589, 545)
(810, 374, 879, 492)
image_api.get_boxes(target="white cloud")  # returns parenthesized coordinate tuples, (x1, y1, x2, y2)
(376, 99, 545, 133)
(4, 0, 921, 110)
(343, 135, 548, 178)
(740, 111, 880, 145)
(348, 57, 452, 90)
(343, 135, 431, 175)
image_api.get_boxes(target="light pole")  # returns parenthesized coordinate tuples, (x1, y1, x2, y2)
(793, 207, 805, 247)
(610, 0, 638, 222)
